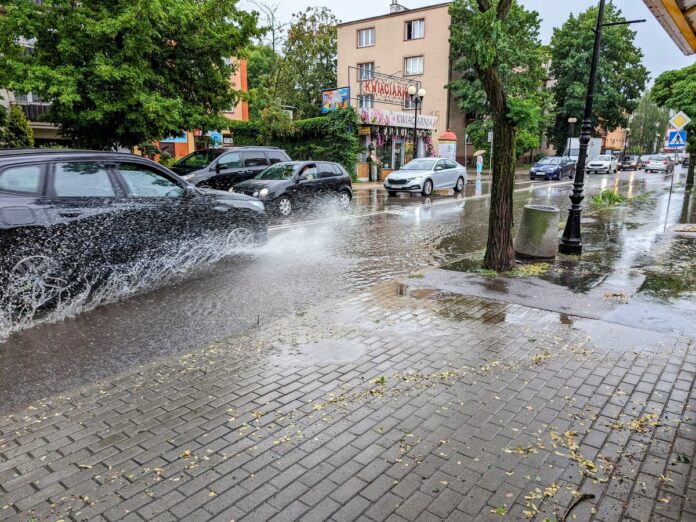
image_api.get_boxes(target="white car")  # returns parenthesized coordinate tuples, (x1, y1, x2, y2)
(384, 157, 467, 197)
(586, 154, 619, 174)
(644, 154, 674, 173)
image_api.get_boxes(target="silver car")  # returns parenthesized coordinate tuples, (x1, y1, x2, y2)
(384, 157, 467, 197)
(644, 154, 674, 173)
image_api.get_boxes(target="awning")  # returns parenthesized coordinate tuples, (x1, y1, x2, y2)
(643, 0, 696, 55)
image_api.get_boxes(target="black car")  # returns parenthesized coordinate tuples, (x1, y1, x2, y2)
(0, 149, 266, 313)
(234, 161, 353, 216)
(170, 146, 291, 191)
(618, 155, 640, 171)
(529, 156, 576, 180)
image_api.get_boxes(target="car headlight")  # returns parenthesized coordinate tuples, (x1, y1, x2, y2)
(407, 177, 423, 183)
(259, 188, 269, 197)
(184, 174, 195, 181)
(249, 200, 265, 211)
(253, 191, 259, 197)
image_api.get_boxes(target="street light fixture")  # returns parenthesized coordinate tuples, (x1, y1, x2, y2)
(559, 0, 645, 255)
(408, 85, 426, 159)
(567, 117, 578, 157)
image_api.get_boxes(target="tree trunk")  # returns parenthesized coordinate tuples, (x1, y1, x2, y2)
(483, 116, 517, 271)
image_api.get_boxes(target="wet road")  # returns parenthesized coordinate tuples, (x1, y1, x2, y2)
(0, 169, 688, 413)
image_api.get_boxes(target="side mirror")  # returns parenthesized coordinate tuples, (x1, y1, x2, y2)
(214, 163, 222, 173)
(183, 185, 197, 198)
(434, 166, 443, 171)
(296, 174, 307, 183)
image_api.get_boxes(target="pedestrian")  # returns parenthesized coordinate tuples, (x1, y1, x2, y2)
(476, 154, 483, 176)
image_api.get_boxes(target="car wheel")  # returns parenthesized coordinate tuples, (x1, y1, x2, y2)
(9, 255, 69, 312)
(225, 227, 256, 250)
(388, 191, 397, 197)
(337, 190, 351, 209)
(454, 176, 465, 193)
(421, 179, 433, 197)
(277, 197, 292, 216)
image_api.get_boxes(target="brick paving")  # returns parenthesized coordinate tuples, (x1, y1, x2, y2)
(0, 279, 695, 521)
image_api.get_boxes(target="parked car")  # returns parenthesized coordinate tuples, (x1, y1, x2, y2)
(0, 149, 267, 311)
(233, 161, 353, 217)
(618, 155, 641, 171)
(644, 154, 675, 173)
(529, 156, 576, 180)
(170, 146, 291, 191)
(586, 154, 619, 174)
(383, 157, 467, 197)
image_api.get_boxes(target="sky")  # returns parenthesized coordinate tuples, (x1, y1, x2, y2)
(240, 0, 696, 85)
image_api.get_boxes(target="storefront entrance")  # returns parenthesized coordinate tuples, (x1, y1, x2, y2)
(392, 138, 404, 172)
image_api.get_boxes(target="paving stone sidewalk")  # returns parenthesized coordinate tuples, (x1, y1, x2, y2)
(0, 279, 695, 522)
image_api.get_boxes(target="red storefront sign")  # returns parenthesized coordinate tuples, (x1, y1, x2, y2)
(361, 78, 413, 104)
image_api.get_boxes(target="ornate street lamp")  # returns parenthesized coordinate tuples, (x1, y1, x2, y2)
(408, 85, 426, 158)
(559, 0, 645, 255)
(567, 117, 578, 157)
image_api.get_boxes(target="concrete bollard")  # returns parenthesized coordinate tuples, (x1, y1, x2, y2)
(514, 205, 560, 259)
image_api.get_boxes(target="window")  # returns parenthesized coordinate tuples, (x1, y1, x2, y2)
(217, 152, 242, 169)
(317, 163, 338, 179)
(267, 151, 288, 165)
(174, 149, 224, 168)
(444, 160, 458, 169)
(357, 28, 375, 48)
(117, 163, 183, 198)
(405, 19, 425, 40)
(358, 62, 374, 81)
(242, 152, 267, 168)
(299, 165, 318, 180)
(404, 95, 415, 109)
(404, 56, 423, 76)
(331, 164, 345, 176)
(53, 162, 115, 197)
(358, 95, 374, 109)
(0, 165, 42, 194)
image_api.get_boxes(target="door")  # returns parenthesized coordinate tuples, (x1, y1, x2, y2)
(239, 151, 269, 183)
(392, 139, 404, 172)
(444, 160, 460, 186)
(289, 164, 321, 208)
(209, 151, 244, 190)
(316, 162, 340, 196)
(432, 160, 450, 189)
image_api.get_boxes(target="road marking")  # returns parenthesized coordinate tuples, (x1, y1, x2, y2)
(269, 180, 574, 231)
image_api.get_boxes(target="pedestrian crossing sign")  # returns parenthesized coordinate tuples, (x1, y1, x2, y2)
(668, 130, 687, 148)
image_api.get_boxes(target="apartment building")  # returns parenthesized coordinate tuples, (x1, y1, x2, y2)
(337, 0, 466, 175)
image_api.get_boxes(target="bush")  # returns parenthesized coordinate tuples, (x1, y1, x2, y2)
(226, 108, 361, 179)
(591, 190, 626, 206)
(1, 105, 34, 148)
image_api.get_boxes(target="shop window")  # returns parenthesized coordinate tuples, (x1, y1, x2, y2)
(358, 62, 374, 81)
(404, 95, 416, 110)
(357, 28, 375, 48)
(358, 95, 374, 109)
(405, 19, 425, 40)
(404, 56, 423, 76)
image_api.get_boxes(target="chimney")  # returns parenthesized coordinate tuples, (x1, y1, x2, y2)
(390, 0, 408, 13)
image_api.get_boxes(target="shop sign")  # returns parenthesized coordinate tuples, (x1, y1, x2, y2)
(359, 108, 438, 131)
(360, 77, 414, 104)
(321, 87, 350, 113)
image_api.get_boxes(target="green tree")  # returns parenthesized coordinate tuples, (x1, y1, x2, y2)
(628, 91, 670, 155)
(450, 0, 546, 271)
(274, 7, 337, 120)
(1, 105, 34, 148)
(0, 0, 260, 149)
(244, 44, 281, 119)
(549, 3, 648, 151)
(653, 63, 696, 189)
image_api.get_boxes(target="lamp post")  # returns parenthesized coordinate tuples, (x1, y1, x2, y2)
(408, 85, 426, 159)
(567, 117, 578, 157)
(559, 0, 645, 255)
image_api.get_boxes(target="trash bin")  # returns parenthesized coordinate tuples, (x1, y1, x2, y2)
(514, 205, 560, 259)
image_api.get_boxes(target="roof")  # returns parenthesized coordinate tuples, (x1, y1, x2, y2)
(336, 1, 451, 28)
(643, 0, 696, 55)
(0, 149, 134, 158)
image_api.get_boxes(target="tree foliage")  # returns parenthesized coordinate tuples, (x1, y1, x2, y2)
(628, 91, 670, 155)
(1, 105, 34, 148)
(653, 63, 696, 187)
(0, 0, 260, 149)
(450, 0, 546, 271)
(549, 3, 648, 151)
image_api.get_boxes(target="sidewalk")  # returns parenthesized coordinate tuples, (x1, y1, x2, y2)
(1, 264, 695, 520)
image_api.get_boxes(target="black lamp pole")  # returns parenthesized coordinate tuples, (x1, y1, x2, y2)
(408, 86, 426, 159)
(559, 0, 645, 255)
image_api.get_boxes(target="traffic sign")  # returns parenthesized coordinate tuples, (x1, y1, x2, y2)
(669, 111, 691, 130)
(668, 130, 687, 148)
(208, 130, 223, 148)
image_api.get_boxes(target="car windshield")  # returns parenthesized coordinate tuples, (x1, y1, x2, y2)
(402, 159, 436, 170)
(649, 155, 665, 161)
(537, 157, 561, 165)
(592, 155, 613, 161)
(174, 149, 225, 168)
(255, 163, 297, 180)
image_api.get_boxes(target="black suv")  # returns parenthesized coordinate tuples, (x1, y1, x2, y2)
(0, 149, 267, 313)
(234, 161, 353, 216)
(170, 146, 291, 191)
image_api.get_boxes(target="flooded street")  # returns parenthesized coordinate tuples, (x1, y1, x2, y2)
(0, 170, 692, 413)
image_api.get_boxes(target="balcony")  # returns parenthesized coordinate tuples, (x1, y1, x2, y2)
(16, 103, 51, 123)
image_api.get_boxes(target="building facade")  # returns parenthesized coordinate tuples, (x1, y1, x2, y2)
(337, 0, 467, 178)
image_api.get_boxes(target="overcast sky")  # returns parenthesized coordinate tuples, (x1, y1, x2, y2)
(240, 0, 696, 85)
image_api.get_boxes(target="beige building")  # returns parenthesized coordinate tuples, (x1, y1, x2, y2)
(337, 0, 467, 178)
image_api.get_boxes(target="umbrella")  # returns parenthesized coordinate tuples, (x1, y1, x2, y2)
(473, 149, 486, 156)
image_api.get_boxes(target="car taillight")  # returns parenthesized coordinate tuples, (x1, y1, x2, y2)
(664, 160, 669, 165)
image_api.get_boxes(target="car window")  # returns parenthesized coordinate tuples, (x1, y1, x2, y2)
(435, 160, 448, 171)
(175, 150, 223, 168)
(403, 159, 436, 170)
(445, 160, 458, 169)
(267, 151, 288, 165)
(256, 163, 296, 180)
(217, 152, 242, 169)
(300, 165, 318, 180)
(317, 163, 338, 179)
(0, 165, 42, 194)
(116, 163, 184, 198)
(242, 152, 267, 168)
(53, 162, 115, 197)
(331, 164, 344, 175)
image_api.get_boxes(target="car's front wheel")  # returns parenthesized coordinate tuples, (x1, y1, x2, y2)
(454, 176, 465, 193)
(277, 197, 292, 216)
(9, 254, 70, 314)
(421, 179, 433, 197)
(225, 227, 257, 250)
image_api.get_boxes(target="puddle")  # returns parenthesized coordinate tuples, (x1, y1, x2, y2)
(274, 339, 369, 364)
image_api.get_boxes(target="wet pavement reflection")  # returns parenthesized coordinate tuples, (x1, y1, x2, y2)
(0, 169, 692, 413)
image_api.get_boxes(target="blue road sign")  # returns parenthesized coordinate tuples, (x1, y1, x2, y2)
(668, 130, 687, 148)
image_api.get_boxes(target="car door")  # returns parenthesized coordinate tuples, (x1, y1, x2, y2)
(239, 151, 269, 183)
(432, 160, 449, 189)
(316, 162, 340, 196)
(208, 151, 244, 190)
(445, 160, 461, 186)
(288, 163, 320, 207)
